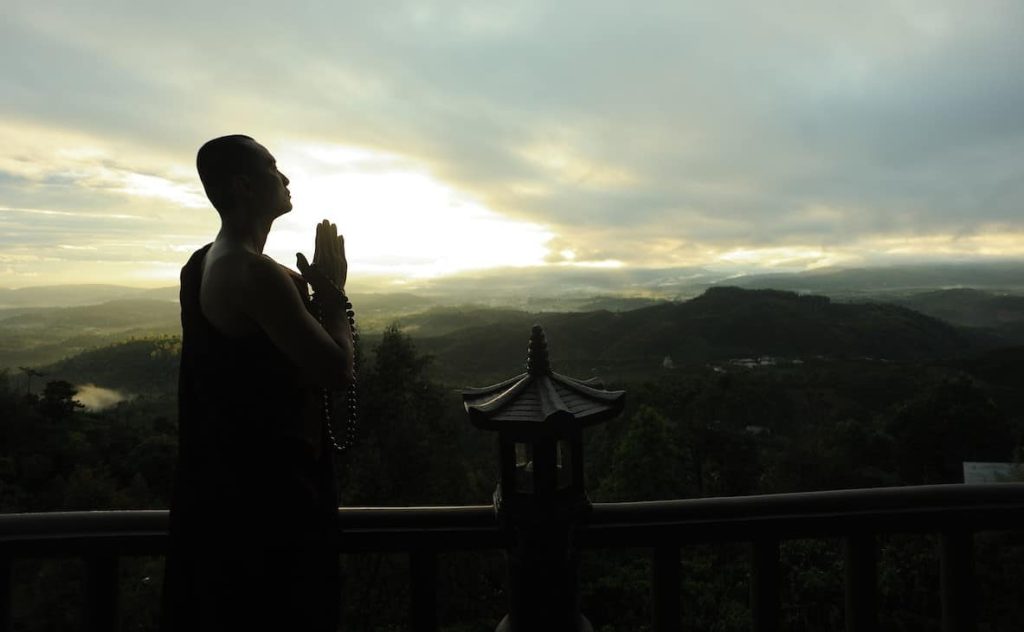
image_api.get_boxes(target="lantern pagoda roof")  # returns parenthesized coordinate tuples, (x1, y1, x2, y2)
(462, 325, 625, 433)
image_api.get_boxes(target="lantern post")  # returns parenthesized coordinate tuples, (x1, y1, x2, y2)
(462, 325, 625, 632)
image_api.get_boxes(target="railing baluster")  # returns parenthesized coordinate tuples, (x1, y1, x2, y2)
(940, 530, 976, 632)
(85, 553, 118, 632)
(410, 550, 438, 632)
(0, 552, 11, 632)
(652, 545, 681, 632)
(844, 533, 878, 632)
(751, 539, 780, 632)
(0, 488, 1018, 631)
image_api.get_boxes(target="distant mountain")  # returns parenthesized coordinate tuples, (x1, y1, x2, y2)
(7, 260, 1024, 311)
(392, 306, 534, 338)
(0, 299, 180, 369)
(888, 289, 1024, 329)
(396, 265, 720, 302)
(526, 296, 668, 312)
(0, 290, 448, 370)
(0, 284, 177, 308)
(0, 289, 518, 372)
(415, 286, 991, 384)
(722, 262, 1024, 296)
(18, 287, 1008, 393)
(353, 292, 436, 312)
(0, 298, 179, 330)
(137, 286, 180, 301)
(372, 261, 1024, 302)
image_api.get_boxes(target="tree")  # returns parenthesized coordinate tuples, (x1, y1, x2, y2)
(888, 376, 1012, 484)
(598, 405, 689, 501)
(341, 324, 460, 505)
(37, 380, 84, 422)
(18, 367, 44, 396)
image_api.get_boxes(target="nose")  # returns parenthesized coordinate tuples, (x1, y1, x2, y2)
(281, 172, 290, 187)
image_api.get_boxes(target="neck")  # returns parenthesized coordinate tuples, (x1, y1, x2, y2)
(216, 212, 274, 254)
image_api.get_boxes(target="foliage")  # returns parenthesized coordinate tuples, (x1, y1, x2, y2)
(340, 324, 470, 506)
(3, 283, 1024, 629)
(38, 380, 84, 421)
(888, 376, 1013, 484)
(0, 298, 179, 369)
(597, 406, 688, 501)
(42, 336, 181, 396)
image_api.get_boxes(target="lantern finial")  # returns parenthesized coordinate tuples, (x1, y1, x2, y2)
(526, 325, 551, 376)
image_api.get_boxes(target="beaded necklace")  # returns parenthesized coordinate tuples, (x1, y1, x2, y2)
(311, 292, 358, 453)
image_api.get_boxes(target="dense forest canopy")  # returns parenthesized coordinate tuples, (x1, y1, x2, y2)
(3, 287, 1024, 630)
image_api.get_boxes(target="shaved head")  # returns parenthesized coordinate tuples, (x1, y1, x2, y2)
(196, 134, 261, 212)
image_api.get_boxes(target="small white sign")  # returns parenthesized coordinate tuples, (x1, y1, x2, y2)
(962, 462, 1022, 484)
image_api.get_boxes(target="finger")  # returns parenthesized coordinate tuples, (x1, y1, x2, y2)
(320, 228, 335, 264)
(322, 220, 333, 248)
(296, 252, 310, 274)
(298, 257, 328, 284)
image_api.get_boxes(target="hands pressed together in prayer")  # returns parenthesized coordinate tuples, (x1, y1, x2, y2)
(296, 219, 347, 296)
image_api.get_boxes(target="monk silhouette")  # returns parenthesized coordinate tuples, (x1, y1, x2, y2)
(161, 135, 354, 631)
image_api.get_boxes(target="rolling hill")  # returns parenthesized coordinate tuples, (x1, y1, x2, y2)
(889, 289, 1024, 328)
(0, 299, 181, 369)
(723, 262, 1024, 296)
(414, 287, 993, 384)
(14, 286, 1021, 394)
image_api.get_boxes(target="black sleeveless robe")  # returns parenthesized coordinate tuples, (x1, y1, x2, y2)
(161, 244, 340, 632)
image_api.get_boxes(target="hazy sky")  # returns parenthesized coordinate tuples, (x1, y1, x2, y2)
(2, 1, 1023, 288)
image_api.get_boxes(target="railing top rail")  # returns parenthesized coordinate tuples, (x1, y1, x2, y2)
(590, 483, 1024, 522)
(1, 484, 1022, 554)
(581, 483, 1024, 546)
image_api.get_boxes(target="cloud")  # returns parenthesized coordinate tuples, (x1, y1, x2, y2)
(0, 119, 220, 285)
(2, 0, 1024, 286)
(75, 384, 129, 410)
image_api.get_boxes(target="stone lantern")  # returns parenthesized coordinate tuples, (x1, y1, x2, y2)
(463, 325, 625, 632)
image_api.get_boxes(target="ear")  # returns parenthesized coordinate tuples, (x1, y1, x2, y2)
(228, 174, 254, 207)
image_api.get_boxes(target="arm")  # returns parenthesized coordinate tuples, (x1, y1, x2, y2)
(237, 255, 355, 389)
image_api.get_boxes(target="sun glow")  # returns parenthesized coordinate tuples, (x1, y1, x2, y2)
(264, 142, 554, 279)
(715, 246, 855, 270)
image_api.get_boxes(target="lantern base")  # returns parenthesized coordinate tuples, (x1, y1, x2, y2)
(496, 613, 593, 632)
(493, 484, 593, 528)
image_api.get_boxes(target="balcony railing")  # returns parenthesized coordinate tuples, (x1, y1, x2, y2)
(2, 483, 1023, 632)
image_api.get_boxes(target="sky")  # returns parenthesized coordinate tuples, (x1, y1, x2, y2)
(1, 0, 1023, 288)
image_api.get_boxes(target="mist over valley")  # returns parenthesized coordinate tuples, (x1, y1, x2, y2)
(7, 260, 1024, 395)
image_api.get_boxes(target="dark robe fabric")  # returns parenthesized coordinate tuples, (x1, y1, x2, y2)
(161, 244, 340, 632)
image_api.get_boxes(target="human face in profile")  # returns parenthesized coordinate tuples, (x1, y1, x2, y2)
(243, 141, 292, 219)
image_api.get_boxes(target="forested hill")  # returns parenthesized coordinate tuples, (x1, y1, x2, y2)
(411, 287, 989, 383)
(41, 337, 181, 396)
(0, 284, 177, 308)
(0, 299, 180, 370)
(22, 286, 1006, 392)
(892, 288, 1024, 328)
(0, 299, 178, 330)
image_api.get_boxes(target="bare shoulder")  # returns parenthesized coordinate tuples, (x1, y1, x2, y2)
(201, 250, 299, 334)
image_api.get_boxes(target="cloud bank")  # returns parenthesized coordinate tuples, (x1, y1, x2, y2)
(2, 1, 1023, 285)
